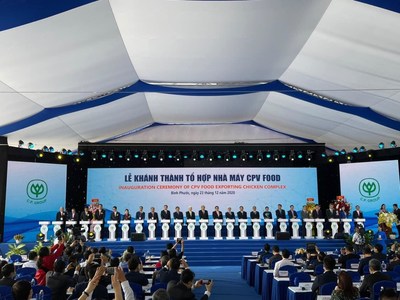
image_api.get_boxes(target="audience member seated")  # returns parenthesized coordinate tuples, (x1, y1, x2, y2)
(338, 245, 360, 268)
(257, 243, 271, 264)
(358, 247, 373, 276)
(22, 251, 38, 270)
(153, 255, 170, 283)
(310, 252, 325, 275)
(268, 246, 282, 269)
(168, 269, 213, 300)
(379, 288, 397, 300)
(68, 265, 109, 300)
(125, 256, 149, 286)
(12, 280, 32, 300)
(311, 255, 337, 299)
(387, 252, 400, 271)
(46, 259, 78, 300)
(273, 249, 294, 277)
(372, 244, 387, 261)
(152, 288, 170, 300)
(330, 271, 359, 300)
(359, 258, 392, 298)
(159, 258, 182, 284)
(0, 264, 16, 287)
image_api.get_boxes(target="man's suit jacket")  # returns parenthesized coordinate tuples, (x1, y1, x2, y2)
(199, 210, 209, 220)
(68, 281, 109, 300)
(161, 210, 171, 220)
(94, 209, 105, 222)
(276, 209, 286, 219)
(326, 209, 338, 219)
(263, 211, 273, 219)
(237, 211, 247, 220)
(212, 211, 223, 219)
(110, 211, 121, 222)
(148, 211, 159, 223)
(359, 271, 391, 298)
(225, 211, 235, 219)
(353, 210, 364, 219)
(173, 211, 184, 220)
(312, 209, 323, 219)
(358, 256, 372, 275)
(168, 281, 209, 300)
(250, 211, 260, 219)
(311, 270, 337, 297)
(125, 271, 149, 286)
(301, 210, 310, 219)
(135, 211, 145, 220)
(46, 271, 76, 300)
(69, 212, 79, 222)
(56, 211, 67, 221)
(338, 253, 360, 268)
(288, 210, 298, 219)
(80, 211, 92, 221)
(186, 210, 196, 220)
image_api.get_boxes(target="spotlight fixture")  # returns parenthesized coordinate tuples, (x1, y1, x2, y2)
(232, 153, 238, 160)
(352, 147, 358, 153)
(158, 150, 165, 162)
(199, 153, 205, 160)
(321, 153, 327, 158)
(141, 150, 148, 161)
(57, 154, 63, 160)
(256, 150, 263, 161)
(359, 146, 366, 152)
(91, 150, 97, 161)
(35, 150, 44, 158)
(346, 154, 353, 162)
(297, 151, 303, 159)
(306, 150, 312, 161)
(224, 152, 231, 162)
(18, 140, 24, 148)
(240, 151, 247, 161)
(175, 150, 181, 162)
(67, 149, 73, 155)
(340, 149, 346, 155)
(328, 156, 334, 163)
(334, 151, 340, 156)
(49, 147, 55, 153)
(273, 150, 279, 161)
(289, 150, 295, 161)
(28, 142, 34, 149)
(390, 141, 397, 148)
(108, 151, 115, 161)
(281, 153, 286, 159)
(367, 150, 373, 158)
(265, 152, 271, 159)
(101, 152, 107, 159)
(125, 150, 132, 161)
(378, 142, 384, 149)
(207, 151, 214, 162)
(191, 150, 198, 161)
(42, 146, 49, 152)
(74, 157, 80, 163)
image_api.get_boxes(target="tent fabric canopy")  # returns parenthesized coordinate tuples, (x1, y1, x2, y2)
(0, 0, 399, 152)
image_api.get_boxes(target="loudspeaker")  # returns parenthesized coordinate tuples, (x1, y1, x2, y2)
(276, 232, 291, 240)
(131, 233, 146, 241)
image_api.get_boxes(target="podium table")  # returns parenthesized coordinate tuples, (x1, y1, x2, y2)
(315, 218, 325, 239)
(329, 219, 340, 238)
(38, 221, 50, 241)
(174, 219, 183, 239)
(252, 219, 261, 239)
(226, 219, 235, 239)
(199, 219, 209, 240)
(119, 220, 130, 241)
(187, 220, 196, 240)
(354, 218, 366, 228)
(80, 221, 90, 240)
(161, 219, 171, 240)
(264, 219, 274, 239)
(290, 219, 301, 239)
(214, 219, 223, 239)
(239, 219, 248, 239)
(52, 221, 63, 236)
(303, 219, 314, 239)
(278, 218, 288, 232)
(147, 220, 157, 240)
(107, 220, 118, 241)
(92, 221, 103, 241)
(342, 218, 352, 234)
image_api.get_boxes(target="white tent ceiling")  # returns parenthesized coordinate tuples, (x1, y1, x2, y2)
(0, 0, 400, 152)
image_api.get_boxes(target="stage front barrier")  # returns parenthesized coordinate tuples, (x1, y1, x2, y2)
(174, 219, 183, 239)
(147, 220, 157, 240)
(342, 219, 352, 234)
(187, 219, 196, 240)
(354, 218, 366, 228)
(161, 219, 171, 240)
(38, 221, 50, 242)
(214, 219, 223, 239)
(66, 221, 77, 235)
(239, 219, 248, 239)
(304, 219, 314, 239)
(92, 221, 103, 242)
(252, 219, 261, 239)
(315, 218, 325, 239)
(278, 218, 288, 232)
(290, 219, 301, 239)
(329, 219, 340, 238)
(52, 221, 63, 236)
(226, 219, 235, 239)
(134, 219, 144, 234)
(264, 219, 274, 239)
(120, 220, 130, 241)
(80, 221, 90, 240)
(199, 219, 209, 240)
(107, 220, 118, 241)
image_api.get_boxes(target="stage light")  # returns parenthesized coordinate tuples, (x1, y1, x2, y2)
(151, 154, 157, 159)
(175, 151, 181, 162)
(74, 157, 80, 163)
(141, 151, 148, 161)
(60, 148, 67, 155)
(42, 146, 49, 152)
(240, 151, 247, 161)
(232, 153, 238, 160)
(390, 141, 397, 148)
(101, 152, 107, 159)
(378, 142, 384, 149)
(321, 153, 327, 158)
(340, 149, 346, 155)
(306, 150, 312, 161)
(125, 150, 132, 161)
(87, 232, 95, 241)
(67, 149, 73, 155)
(207, 151, 214, 162)
(18, 140, 24, 148)
(266, 152, 271, 159)
(281, 153, 286, 159)
(334, 151, 340, 156)
(28, 142, 34, 149)
(168, 154, 173, 159)
(352, 147, 358, 153)
(36, 150, 44, 158)
(134, 152, 139, 159)
(273, 150, 279, 161)
(359, 146, 366, 152)
(36, 233, 45, 242)
(108, 151, 115, 161)
(91, 150, 97, 161)
(224, 152, 230, 161)
(256, 150, 263, 161)
(248, 154, 253, 159)
(199, 154, 205, 160)
(79, 150, 85, 156)
(328, 156, 334, 163)
(191, 150, 198, 161)
(297, 151, 303, 159)
(49, 147, 55, 153)
(158, 150, 165, 161)
(289, 150, 295, 161)
(367, 150, 373, 158)
(346, 154, 353, 162)
(57, 154, 63, 160)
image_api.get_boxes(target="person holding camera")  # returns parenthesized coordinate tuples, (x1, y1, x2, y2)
(168, 268, 213, 300)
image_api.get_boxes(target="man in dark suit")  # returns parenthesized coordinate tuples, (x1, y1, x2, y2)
(56, 207, 68, 231)
(94, 204, 106, 237)
(275, 204, 286, 232)
(325, 203, 338, 220)
(338, 245, 360, 268)
(268, 245, 282, 269)
(173, 206, 184, 220)
(186, 206, 196, 220)
(225, 207, 235, 220)
(135, 206, 145, 220)
(287, 205, 298, 235)
(69, 208, 79, 222)
(148, 207, 159, 223)
(352, 205, 364, 219)
(125, 256, 148, 286)
(159, 257, 181, 284)
(250, 206, 260, 219)
(199, 205, 209, 220)
(311, 255, 337, 299)
(110, 206, 121, 222)
(359, 259, 392, 298)
(312, 205, 323, 219)
(237, 206, 247, 220)
(80, 206, 92, 221)
(263, 206, 273, 219)
(358, 247, 373, 275)
(212, 206, 223, 220)
(168, 268, 213, 300)
(46, 259, 78, 300)
(161, 205, 171, 220)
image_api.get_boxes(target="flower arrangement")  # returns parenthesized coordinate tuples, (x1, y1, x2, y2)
(13, 234, 24, 242)
(295, 248, 306, 255)
(378, 212, 398, 227)
(305, 198, 316, 214)
(334, 196, 351, 215)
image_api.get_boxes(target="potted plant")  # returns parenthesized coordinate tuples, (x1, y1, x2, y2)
(13, 234, 24, 244)
(6, 242, 27, 258)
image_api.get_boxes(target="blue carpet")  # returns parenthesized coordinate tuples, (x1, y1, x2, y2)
(192, 266, 261, 300)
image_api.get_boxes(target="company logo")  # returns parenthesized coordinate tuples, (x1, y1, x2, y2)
(26, 179, 48, 203)
(359, 178, 380, 200)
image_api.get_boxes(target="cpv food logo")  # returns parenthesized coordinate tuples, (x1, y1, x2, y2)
(359, 178, 380, 202)
(26, 179, 48, 204)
